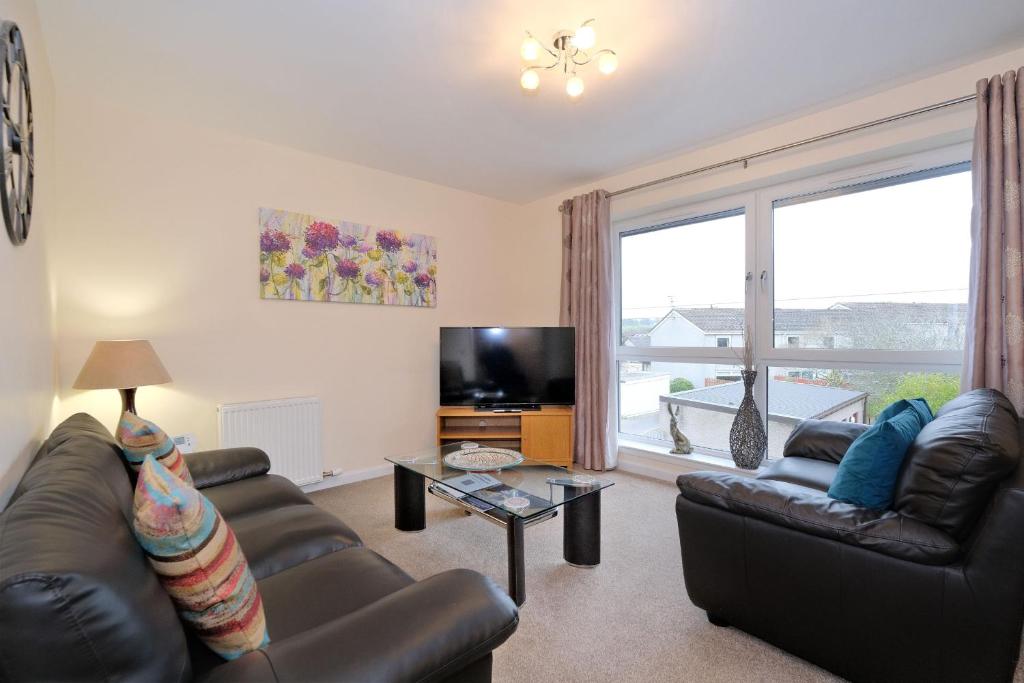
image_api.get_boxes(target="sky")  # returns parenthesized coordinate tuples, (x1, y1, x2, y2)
(620, 169, 972, 320)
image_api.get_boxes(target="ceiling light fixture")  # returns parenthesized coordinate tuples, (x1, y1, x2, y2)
(519, 19, 618, 99)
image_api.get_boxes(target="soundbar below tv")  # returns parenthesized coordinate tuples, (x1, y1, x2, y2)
(439, 326, 575, 410)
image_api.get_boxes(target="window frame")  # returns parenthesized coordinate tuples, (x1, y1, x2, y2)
(614, 142, 972, 460)
(614, 192, 757, 451)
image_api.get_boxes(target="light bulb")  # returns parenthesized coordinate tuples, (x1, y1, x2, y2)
(598, 52, 618, 75)
(565, 75, 584, 98)
(520, 69, 540, 91)
(520, 36, 540, 61)
(572, 24, 596, 50)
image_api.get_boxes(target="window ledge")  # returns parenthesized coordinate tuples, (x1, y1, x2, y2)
(617, 438, 767, 478)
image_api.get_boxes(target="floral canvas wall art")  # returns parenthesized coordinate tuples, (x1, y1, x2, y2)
(258, 207, 437, 307)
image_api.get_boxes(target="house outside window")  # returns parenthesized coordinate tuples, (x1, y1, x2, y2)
(616, 147, 970, 459)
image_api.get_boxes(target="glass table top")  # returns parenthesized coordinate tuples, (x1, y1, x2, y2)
(386, 442, 613, 520)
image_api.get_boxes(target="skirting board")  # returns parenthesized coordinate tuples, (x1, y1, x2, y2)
(301, 463, 392, 493)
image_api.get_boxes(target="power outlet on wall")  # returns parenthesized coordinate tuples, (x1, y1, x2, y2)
(172, 433, 198, 453)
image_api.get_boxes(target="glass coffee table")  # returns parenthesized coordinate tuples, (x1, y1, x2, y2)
(386, 442, 613, 606)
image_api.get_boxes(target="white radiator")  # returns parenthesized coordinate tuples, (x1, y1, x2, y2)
(217, 397, 323, 486)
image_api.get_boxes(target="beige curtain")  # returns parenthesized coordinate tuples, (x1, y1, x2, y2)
(963, 69, 1024, 413)
(560, 190, 616, 470)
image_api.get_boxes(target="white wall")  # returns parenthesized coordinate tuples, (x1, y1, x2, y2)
(51, 98, 540, 476)
(619, 373, 669, 418)
(648, 314, 705, 347)
(0, 0, 56, 508)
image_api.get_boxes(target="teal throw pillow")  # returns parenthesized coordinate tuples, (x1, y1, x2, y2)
(828, 406, 925, 509)
(875, 397, 933, 427)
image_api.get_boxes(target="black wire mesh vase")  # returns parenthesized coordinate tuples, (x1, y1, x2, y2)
(729, 369, 767, 469)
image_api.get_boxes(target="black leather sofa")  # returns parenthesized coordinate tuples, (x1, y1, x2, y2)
(0, 413, 518, 682)
(676, 389, 1024, 682)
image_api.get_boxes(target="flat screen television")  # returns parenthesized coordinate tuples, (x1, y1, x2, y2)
(440, 327, 575, 410)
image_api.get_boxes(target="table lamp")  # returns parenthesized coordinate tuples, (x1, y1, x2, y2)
(72, 340, 172, 415)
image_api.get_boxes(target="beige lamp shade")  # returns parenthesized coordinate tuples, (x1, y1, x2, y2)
(73, 340, 172, 390)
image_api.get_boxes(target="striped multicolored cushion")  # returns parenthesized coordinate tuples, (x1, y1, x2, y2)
(132, 454, 269, 660)
(116, 411, 194, 486)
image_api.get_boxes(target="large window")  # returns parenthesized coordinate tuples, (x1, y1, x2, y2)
(773, 165, 970, 351)
(618, 208, 749, 453)
(616, 148, 971, 460)
(620, 210, 745, 346)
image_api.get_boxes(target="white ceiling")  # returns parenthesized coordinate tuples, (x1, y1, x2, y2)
(35, 0, 1024, 203)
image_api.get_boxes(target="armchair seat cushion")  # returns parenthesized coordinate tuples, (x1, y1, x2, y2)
(678, 471, 959, 564)
(757, 456, 837, 492)
(228, 504, 362, 580)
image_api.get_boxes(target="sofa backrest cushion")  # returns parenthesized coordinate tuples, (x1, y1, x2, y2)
(0, 414, 190, 683)
(893, 389, 1020, 541)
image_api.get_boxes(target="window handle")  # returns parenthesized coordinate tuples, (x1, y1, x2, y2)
(760, 270, 768, 291)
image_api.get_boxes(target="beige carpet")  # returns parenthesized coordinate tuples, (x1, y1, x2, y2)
(311, 471, 1023, 683)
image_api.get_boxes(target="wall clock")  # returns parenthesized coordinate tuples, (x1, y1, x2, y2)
(0, 21, 31, 246)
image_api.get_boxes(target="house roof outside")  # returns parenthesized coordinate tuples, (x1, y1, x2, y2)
(620, 370, 668, 382)
(628, 302, 967, 340)
(665, 378, 867, 422)
(626, 334, 652, 347)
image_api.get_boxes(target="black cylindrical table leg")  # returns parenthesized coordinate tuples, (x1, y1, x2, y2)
(507, 516, 526, 606)
(563, 491, 601, 567)
(394, 465, 425, 532)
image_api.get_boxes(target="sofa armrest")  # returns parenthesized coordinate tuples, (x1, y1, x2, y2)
(782, 419, 869, 464)
(196, 568, 518, 683)
(185, 447, 271, 489)
(677, 472, 959, 565)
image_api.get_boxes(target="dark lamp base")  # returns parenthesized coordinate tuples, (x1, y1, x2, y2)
(119, 387, 137, 415)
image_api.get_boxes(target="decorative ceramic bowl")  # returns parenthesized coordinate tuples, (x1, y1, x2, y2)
(443, 447, 524, 471)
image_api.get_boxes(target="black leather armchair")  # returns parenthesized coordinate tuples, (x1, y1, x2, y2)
(676, 389, 1024, 682)
(0, 414, 518, 682)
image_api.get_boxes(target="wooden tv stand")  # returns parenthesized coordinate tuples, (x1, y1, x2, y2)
(436, 406, 574, 467)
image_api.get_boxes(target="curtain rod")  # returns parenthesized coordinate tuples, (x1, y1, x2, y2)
(604, 93, 976, 199)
